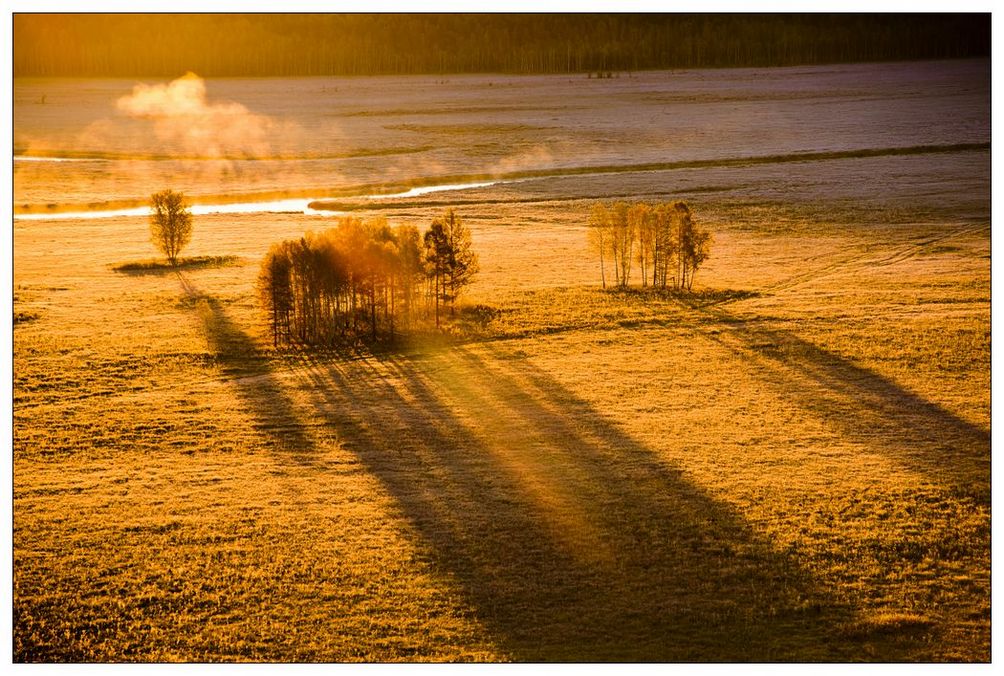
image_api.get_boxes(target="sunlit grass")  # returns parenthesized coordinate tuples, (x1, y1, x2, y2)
(13, 191, 989, 661)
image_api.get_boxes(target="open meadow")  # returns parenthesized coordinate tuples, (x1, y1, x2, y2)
(13, 59, 990, 661)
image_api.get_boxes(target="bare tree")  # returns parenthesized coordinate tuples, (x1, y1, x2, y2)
(672, 202, 694, 290)
(587, 202, 611, 288)
(586, 199, 711, 292)
(682, 220, 712, 291)
(609, 201, 633, 287)
(630, 202, 654, 287)
(149, 189, 193, 265)
(651, 202, 677, 288)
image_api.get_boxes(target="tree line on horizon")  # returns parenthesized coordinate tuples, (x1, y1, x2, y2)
(589, 201, 711, 292)
(15, 14, 988, 78)
(257, 211, 478, 346)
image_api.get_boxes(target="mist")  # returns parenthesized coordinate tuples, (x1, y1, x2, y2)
(116, 72, 279, 159)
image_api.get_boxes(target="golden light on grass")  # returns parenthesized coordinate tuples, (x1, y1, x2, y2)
(13, 24, 989, 662)
(15, 200, 988, 660)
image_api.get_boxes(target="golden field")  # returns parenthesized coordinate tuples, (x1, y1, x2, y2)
(13, 176, 989, 661)
(13, 60, 991, 662)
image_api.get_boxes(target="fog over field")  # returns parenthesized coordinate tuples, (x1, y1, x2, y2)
(13, 55, 990, 662)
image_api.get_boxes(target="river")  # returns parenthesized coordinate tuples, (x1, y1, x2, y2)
(13, 59, 989, 221)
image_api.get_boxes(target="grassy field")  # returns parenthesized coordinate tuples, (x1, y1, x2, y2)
(12, 175, 990, 661)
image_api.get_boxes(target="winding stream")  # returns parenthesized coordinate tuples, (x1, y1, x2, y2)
(11, 178, 506, 221)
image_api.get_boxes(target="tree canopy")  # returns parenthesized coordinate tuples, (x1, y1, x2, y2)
(149, 189, 193, 265)
(258, 210, 479, 346)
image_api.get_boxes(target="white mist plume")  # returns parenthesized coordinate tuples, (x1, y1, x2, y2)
(116, 72, 277, 159)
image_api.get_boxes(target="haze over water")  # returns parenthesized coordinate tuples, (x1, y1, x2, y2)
(13, 59, 989, 219)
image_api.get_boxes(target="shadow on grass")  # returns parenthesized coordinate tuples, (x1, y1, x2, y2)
(176, 273, 971, 660)
(606, 286, 762, 307)
(692, 304, 989, 494)
(285, 345, 858, 661)
(113, 256, 243, 276)
(177, 274, 316, 465)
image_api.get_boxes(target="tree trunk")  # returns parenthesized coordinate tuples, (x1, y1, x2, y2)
(599, 242, 606, 289)
(434, 271, 441, 328)
(389, 276, 395, 339)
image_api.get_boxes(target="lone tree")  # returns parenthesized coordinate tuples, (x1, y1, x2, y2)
(150, 189, 193, 265)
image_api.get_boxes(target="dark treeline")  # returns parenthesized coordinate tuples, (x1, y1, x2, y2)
(15, 14, 989, 78)
(258, 211, 478, 347)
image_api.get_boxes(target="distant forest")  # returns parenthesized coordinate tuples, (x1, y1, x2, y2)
(14, 13, 989, 78)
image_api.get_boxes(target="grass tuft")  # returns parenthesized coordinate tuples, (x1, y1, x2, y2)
(840, 613, 936, 640)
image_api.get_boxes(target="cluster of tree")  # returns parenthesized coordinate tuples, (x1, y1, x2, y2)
(257, 211, 478, 346)
(15, 14, 988, 78)
(588, 201, 711, 291)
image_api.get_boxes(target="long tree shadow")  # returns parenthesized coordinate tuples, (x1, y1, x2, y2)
(690, 304, 989, 495)
(286, 344, 862, 661)
(176, 270, 981, 660)
(177, 273, 318, 465)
